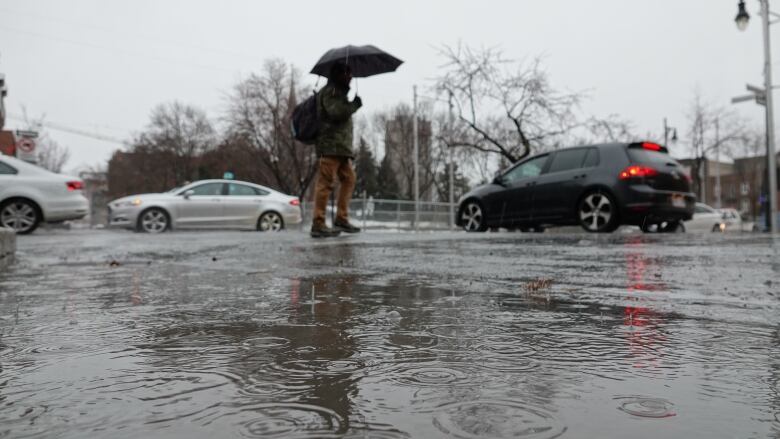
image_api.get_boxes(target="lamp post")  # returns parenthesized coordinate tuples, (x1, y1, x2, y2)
(735, 0, 778, 233)
(663, 118, 678, 149)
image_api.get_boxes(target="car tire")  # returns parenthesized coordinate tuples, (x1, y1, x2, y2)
(257, 211, 284, 232)
(137, 208, 169, 233)
(662, 221, 685, 233)
(0, 198, 41, 235)
(577, 191, 619, 233)
(460, 200, 488, 232)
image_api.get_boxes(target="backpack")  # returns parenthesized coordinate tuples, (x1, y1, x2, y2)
(291, 92, 320, 145)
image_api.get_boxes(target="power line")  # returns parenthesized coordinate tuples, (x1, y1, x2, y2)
(7, 114, 131, 146)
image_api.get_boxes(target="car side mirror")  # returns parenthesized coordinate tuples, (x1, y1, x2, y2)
(492, 174, 504, 186)
(183, 190, 194, 199)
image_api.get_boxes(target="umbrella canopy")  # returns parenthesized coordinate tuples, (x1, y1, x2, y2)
(310, 45, 403, 78)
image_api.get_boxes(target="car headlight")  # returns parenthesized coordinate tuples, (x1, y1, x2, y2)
(114, 198, 143, 208)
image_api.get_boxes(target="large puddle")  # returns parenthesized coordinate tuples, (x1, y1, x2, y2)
(1, 232, 779, 438)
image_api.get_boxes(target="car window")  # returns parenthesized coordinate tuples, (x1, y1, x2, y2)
(228, 183, 261, 196)
(627, 149, 678, 167)
(503, 155, 548, 183)
(582, 148, 600, 168)
(548, 149, 588, 173)
(189, 183, 224, 196)
(695, 204, 716, 214)
(0, 161, 18, 175)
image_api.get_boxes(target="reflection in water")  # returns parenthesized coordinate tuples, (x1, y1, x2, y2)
(623, 237, 667, 372)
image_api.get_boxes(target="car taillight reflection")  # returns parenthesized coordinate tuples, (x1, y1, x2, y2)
(619, 166, 658, 180)
(66, 181, 84, 191)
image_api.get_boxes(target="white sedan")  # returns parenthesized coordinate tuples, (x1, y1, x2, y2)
(684, 202, 748, 233)
(108, 179, 302, 233)
(0, 154, 88, 234)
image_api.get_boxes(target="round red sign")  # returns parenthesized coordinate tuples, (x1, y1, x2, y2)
(17, 138, 35, 153)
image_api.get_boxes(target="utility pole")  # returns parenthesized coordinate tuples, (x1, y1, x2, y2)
(448, 91, 455, 230)
(700, 120, 707, 204)
(715, 117, 722, 209)
(413, 85, 419, 231)
(760, 0, 779, 233)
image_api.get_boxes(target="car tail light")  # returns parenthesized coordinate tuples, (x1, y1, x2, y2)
(289, 198, 300, 206)
(66, 181, 84, 191)
(619, 166, 658, 180)
(641, 142, 663, 151)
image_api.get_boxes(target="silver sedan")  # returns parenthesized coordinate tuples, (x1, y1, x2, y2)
(108, 180, 302, 233)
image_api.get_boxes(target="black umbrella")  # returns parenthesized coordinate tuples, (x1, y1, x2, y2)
(310, 45, 403, 78)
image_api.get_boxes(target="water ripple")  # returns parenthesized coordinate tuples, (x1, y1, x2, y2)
(433, 400, 566, 439)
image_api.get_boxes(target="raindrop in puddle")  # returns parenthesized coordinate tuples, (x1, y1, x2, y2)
(433, 400, 566, 438)
(615, 396, 676, 418)
(391, 364, 471, 387)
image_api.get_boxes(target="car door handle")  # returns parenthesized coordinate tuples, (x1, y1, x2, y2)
(525, 181, 537, 187)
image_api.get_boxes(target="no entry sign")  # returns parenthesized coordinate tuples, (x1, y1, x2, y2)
(17, 138, 35, 153)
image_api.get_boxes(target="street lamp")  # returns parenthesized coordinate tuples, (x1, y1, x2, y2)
(734, 0, 778, 233)
(663, 118, 677, 148)
(736, 0, 751, 31)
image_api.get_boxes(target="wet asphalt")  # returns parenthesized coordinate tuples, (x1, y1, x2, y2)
(0, 228, 779, 438)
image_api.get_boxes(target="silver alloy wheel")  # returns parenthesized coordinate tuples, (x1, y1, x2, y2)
(1, 201, 38, 233)
(579, 193, 613, 232)
(140, 209, 168, 233)
(461, 202, 484, 232)
(258, 212, 283, 232)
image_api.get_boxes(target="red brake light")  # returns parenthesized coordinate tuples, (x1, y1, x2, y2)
(289, 198, 300, 206)
(66, 181, 84, 191)
(642, 142, 663, 151)
(619, 166, 658, 180)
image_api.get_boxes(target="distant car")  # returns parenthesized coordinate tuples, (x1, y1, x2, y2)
(717, 208, 753, 232)
(108, 180, 302, 233)
(684, 202, 725, 232)
(108, 179, 302, 233)
(0, 154, 88, 234)
(456, 142, 695, 233)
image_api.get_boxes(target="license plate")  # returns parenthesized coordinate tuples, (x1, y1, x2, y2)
(671, 195, 685, 208)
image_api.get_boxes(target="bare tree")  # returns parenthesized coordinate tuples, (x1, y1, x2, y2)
(685, 92, 748, 200)
(434, 44, 585, 164)
(134, 101, 215, 185)
(35, 137, 70, 173)
(225, 59, 317, 199)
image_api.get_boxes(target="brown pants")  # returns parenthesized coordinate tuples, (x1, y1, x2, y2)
(312, 156, 356, 229)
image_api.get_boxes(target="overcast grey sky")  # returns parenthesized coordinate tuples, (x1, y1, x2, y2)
(0, 0, 770, 172)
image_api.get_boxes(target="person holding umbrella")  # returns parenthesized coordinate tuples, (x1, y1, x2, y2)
(310, 62, 362, 238)
(308, 45, 403, 238)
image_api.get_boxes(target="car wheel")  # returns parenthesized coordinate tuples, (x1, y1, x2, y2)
(257, 212, 284, 232)
(137, 208, 169, 233)
(460, 200, 488, 232)
(712, 224, 723, 233)
(578, 191, 618, 233)
(661, 221, 685, 233)
(0, 199, 41, 235)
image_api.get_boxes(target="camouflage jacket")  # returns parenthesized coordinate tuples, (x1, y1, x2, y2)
(316, 83, 361, 158)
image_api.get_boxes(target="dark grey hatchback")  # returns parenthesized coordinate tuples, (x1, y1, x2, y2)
(456, 142, 696, 233)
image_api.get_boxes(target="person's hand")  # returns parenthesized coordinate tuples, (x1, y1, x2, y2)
(353, 96, 363, 108)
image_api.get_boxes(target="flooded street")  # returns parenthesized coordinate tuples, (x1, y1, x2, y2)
(1, 230, 779, 438)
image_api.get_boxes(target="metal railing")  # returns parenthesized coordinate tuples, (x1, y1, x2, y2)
(301, 197, 457, 231)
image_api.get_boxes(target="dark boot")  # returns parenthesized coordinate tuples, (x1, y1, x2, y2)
(310, 225, 341, 238)
(334, 219, 361, 234)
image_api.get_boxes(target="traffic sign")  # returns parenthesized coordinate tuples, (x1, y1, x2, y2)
(17, 138, 35, 153)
